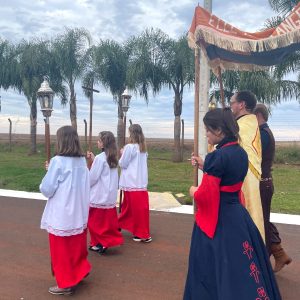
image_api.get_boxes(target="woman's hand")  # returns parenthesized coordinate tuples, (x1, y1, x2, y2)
(190, 153, 204, 170)
(189, 186, 198, 197)
(45, 161, 49, 171)
(120, 148, 124, 156)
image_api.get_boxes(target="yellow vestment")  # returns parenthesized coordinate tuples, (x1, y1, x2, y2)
(238, 114, 265, 241)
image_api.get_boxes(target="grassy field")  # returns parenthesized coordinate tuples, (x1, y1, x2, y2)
(0, 140, 299, 214)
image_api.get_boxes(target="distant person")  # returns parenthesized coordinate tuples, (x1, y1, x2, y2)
(40, 126, 91, 296)
(184, 108, 281, 300)
(118, 124, 152, 243)
(254, 104, 292, 272)
(87, 131, 123, 254)
(230, 90, 265, 240)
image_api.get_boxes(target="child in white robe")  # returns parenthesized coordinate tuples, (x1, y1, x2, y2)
(87, 131, 123, 254)
(40, 125, 91, 296)
(118, 124, 152, 243)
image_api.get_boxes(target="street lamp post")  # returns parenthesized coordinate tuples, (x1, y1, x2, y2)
(121, 88, 132, 147)
(37, 76, 54, 163)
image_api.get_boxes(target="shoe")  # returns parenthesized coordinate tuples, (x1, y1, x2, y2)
(271, 243, 292, 272)
(133, 236, 152, 243)
(48, 285, 73, 295)
(89, 245, 101, 252)
(98, 245, 107, 255)
(142, 237, 152, 243)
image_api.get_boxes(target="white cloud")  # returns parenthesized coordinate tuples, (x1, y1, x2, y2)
(0, 0, 299, 141)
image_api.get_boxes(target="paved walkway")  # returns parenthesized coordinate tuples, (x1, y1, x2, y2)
(0, 190, 299, 299)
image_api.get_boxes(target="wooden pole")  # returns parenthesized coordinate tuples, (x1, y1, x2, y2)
(45, 116, 51, 163)
(181, 119, 184, 161)
(194, 48, 200, 188)
(218, 66, 225, 108)
(89, 91, 93, 151)
(8, 118, 12, 152)
(82, 84, 99, 152)
(83, 119, 87, 149)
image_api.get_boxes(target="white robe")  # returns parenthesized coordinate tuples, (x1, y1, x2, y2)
(40, 156, 90, 236)
(119, 143, 148, 191)
(89, 152, 118, 208)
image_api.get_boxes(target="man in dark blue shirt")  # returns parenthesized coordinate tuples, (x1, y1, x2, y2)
(254, 103, 292, 273)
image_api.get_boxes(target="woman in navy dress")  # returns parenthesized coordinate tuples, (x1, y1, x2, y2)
(184, 108, 281, 300)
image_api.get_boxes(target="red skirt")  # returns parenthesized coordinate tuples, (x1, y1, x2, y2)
(49, 230, 91, 288)
(118, 191, 150, 239)
(88, 207, 123, 248)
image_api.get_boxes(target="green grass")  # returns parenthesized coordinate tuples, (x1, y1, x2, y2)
(0, 143, 299, 214)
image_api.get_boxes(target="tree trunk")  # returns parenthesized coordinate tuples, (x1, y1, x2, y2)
(172, 90, 183, 162)
(173, 116, 182, 162)
(70, 85, 77, 131)
(29, 99, 37, 155)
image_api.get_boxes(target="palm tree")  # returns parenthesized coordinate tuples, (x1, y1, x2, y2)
(211, 69, 300, 105)
(268, 0, 299, 15)
(128, 29, 194, 162)
(81, 45, 100, 150)
(12, 39, 67, 154)
(93, 39, 129, 149)
(52, 28, 91, 130)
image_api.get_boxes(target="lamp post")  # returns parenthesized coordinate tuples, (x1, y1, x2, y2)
(121, 88, 132, 147)
(37, 76, 54, 163)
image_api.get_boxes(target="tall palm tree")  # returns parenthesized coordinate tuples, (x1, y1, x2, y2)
(81, 45, 100, 150)
(128, 29, 194, 162)
(13, 39, 67, 154)
(0, 39, 18, 90)
(93, 39, 129, 149)
(52, 28, 91, 130)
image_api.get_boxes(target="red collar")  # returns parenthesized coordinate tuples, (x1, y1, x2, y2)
(221, 141, 238, 148)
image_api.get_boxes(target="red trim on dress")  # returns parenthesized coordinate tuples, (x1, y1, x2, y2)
(194, 141, 244, 238)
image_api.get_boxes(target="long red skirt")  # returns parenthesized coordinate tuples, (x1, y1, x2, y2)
(118, 191, 150, 239)
(88, 207, 123, 248)
(49, 230, 91, 288)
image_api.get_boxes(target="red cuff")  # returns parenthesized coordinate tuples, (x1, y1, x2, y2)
(194, 174, 221, 239)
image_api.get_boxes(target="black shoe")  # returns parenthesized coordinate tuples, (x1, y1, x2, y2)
(89, 245, 101, 252)
(98, 245, 107, 255)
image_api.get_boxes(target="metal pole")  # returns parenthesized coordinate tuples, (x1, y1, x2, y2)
(8, 118, 12, 152)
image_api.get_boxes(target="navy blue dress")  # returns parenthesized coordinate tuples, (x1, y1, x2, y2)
(184, 138, 281, 300)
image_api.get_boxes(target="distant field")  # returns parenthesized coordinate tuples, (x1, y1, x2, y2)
(0, 134, 299, 214)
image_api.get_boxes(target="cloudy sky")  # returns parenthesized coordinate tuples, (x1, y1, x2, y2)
(0, 0, 300, 141)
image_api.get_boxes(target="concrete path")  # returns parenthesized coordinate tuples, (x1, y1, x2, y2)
(0, 190, 299, 299)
